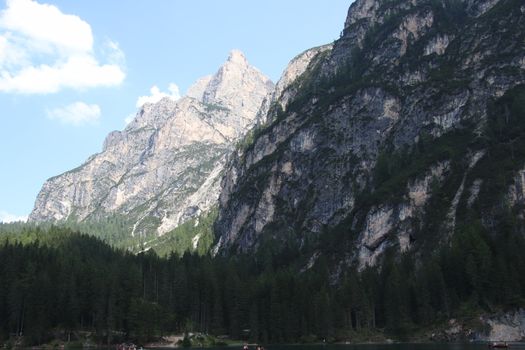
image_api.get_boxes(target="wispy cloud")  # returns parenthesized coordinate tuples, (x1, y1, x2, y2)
(136, 83, 181, 107)
(124, 113, 135, 125)
(0, 210, 27, 223)
(0, 0, 125, 94)
(103, 39, 125, 66)
(47, 101, 101, 126)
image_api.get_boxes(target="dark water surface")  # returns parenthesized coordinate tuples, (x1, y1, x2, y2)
(186, 344, 525, 350)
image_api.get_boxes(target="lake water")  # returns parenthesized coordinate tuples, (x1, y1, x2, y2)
(185, 344, 525, 350)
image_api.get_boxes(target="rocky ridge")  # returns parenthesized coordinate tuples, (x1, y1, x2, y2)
(214, 0, 525, 270)
(429, 310, 525, 342)
(29, 50, 274, 241)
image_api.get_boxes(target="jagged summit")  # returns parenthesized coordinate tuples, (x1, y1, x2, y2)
(186, 75, 213, 101)
(202, 50, 274, 129)
(257, 44, 333, 124)
(214, 0, 525, 270)
(227, 49, 248, 64)
(29, 51, 274, 240)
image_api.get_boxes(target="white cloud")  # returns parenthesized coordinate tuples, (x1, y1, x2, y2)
(104, 39, 125, 66)
(136, 83, 181, 107)
(0, 55, 125, 93)
(0, 0, 92, 52)
(46, 101, 101, 126)
(124, 113, 135, 125)
(0, 33, 28, 67)
(0, 0, 125, 94)
(0, 211, 27, 223)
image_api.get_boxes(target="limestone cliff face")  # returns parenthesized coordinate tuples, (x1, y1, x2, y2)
(215, 0, 525, 269)
(30, 51, 274, 239)
(256, 44, 333, 124)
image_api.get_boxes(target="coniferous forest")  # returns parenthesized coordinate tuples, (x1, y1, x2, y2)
(1, 225, 524, 346)
(2, 0, 525, 347)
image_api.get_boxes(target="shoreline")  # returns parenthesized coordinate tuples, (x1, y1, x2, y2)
(144, 340, 525, 348)
(5, 340, 525, 349)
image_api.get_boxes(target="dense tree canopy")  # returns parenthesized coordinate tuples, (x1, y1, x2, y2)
(0, 224, 524, 346)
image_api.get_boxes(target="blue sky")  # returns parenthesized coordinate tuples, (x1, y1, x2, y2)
(0, 0, 352, 222)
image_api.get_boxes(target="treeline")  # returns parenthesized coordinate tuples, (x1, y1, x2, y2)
(1, 224, 525, 346)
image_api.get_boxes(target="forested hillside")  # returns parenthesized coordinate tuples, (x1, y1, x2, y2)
(3, 0, 525, 346)
(214, 0, 525, 271)
(1, 226, 524, 346)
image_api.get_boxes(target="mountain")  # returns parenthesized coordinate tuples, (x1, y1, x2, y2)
(29, 50, 274, 244)
(214, 0, 525, 270)
(6, 1, 525, 343)
(28, 0, 525, 264)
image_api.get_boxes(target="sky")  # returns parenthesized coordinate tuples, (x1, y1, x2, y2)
(0, 0, 352, 222)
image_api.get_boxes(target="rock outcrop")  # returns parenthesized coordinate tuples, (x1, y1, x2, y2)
(214, 0, 525, 271)
(483, 309, 525, 342)
(30, 51, 274, 240)
(430, 310, 525, 342)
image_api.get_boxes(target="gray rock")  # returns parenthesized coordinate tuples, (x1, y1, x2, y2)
(214, 0, 525, 270)
(29, 51, 274, 240)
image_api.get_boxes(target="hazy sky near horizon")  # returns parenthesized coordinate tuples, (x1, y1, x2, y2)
(0, 0, 352, 222)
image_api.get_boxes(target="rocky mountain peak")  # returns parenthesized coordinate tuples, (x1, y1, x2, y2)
(214, 0, 525, 271)
(344, 0, 503, 32)
(187, 75, 213, 101)
(202, 50, 274, 129)
(125, 97, 177, 131)
(29, 50, 274, 241)
(227, 49, 248, 64)
(345, 0, 380, 28)
(257, 44, 333, 124)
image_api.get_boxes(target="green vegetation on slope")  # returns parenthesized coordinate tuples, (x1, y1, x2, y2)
(0, 207, 219, 257)
(142, 207, 218, 257)
(1, 223, 524, 346)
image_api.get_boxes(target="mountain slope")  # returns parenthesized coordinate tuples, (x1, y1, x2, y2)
(29, 50, 274, 243)
(214, 0, 525, 270)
